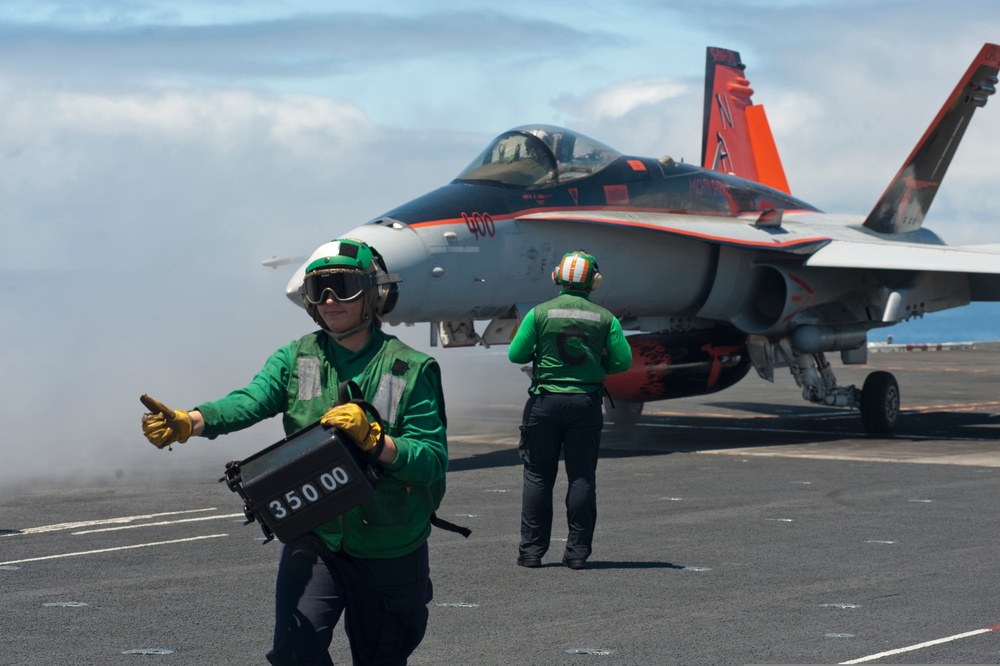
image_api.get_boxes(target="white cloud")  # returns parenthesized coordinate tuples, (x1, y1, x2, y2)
(0, 84, 382, 266)
(555, 77, 688, 121)
(8, 85, 373, 151)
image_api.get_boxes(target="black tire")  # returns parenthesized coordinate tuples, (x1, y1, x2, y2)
(860, 371, 900, 435)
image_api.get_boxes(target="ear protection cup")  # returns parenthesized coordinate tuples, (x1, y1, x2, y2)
(588, 256, 602, 290)
(369, 246, 400, 316)
(378, 283, 400, 316)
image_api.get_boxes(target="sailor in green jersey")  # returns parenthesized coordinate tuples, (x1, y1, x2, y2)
(508, 250, 632, 570)
(140, 238, 447, 666)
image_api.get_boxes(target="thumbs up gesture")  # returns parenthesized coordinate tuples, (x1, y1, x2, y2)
(140, 394, 193, 449)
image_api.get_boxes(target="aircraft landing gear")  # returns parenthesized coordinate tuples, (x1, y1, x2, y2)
(860, 371, 900, 434)
(785, 351, 899, 435)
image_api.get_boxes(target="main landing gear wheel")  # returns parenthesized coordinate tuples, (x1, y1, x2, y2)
(860, 371, 900, 435)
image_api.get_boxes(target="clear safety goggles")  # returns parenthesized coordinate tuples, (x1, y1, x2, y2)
(303, 270, 377, 304)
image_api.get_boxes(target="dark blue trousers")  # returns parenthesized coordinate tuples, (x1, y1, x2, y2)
(266, 537, 431, 666)
(518, 391, 603, 561)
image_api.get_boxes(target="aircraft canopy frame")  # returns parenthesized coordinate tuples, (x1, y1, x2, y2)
(455, 124, 622, 188)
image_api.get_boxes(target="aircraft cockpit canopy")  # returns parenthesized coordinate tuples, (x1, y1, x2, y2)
(455, 124, 621, 188)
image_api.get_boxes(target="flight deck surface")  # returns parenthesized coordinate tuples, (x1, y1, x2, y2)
(2, 345, 999, 665)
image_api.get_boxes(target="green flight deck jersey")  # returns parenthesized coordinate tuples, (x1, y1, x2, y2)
(508, 289, 633, 394)
(195, 327, 447, 559)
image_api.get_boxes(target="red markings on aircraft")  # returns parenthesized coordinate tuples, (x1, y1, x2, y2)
(520, 211, 831, 250)
(983, 43, 1000, 68)
(415, 208, 830, 251)
(604, 184, 629, 205)
(462, 212, 496, 240)
(784, 273, 816, 321)
(690, 178, 729, 198)
(893, 174, 940, 230)
(626, 160, 647, 171)
(701, 343, 743, 389)
(568, 188, 579, 205)
(709, 47, 739, 67)
(726, 79, 754, 99)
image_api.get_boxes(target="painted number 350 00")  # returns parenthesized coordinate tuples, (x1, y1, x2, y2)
(268, 466, 352, 521)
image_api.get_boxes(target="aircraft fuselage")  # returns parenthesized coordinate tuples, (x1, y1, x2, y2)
(342, 152, 817, 328)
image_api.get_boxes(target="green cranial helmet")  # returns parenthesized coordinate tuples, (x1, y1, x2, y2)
(551, 250, 602, 291)
(300, 238, 401, 339)
(304, 238, 376, 275)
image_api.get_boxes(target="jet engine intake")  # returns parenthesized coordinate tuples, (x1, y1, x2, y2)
(698, 248, 877, 336)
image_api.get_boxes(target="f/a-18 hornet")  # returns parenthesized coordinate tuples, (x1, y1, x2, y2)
(285, 43, 1000, 434)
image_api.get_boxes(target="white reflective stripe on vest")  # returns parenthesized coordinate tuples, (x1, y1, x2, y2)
(546, 308, 602, 322)
(373, 373, 407, 426)
(297, 357, 322, 401)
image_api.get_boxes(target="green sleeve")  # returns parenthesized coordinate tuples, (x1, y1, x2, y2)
(383, 361, 448, 485)
(507, 308, 537, 364)
(195, 343, 295, 440)
(603, 318, 633, 375)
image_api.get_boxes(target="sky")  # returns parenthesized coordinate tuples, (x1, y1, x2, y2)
(2, 0, 1000, 485)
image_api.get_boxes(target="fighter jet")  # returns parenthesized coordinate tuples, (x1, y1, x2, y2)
(284, 44, 1000, 434)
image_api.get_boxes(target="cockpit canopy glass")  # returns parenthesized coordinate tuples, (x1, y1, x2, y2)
(455, 124, 622, 188)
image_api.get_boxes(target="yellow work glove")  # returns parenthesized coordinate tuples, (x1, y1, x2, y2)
(140, 394, 193, 449)
(319, 403, 382, 454)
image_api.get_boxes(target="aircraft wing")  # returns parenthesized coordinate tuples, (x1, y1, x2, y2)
(517, 210, 829, 254)
(805, 239, 1000, 301)
(804, 239, 1000, 274)
(519, 209, 1000, 301)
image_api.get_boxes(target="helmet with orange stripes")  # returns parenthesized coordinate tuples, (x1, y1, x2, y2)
(551, 250, 602, 291)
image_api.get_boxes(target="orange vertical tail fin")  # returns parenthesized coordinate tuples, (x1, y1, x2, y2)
(701, 47, 790, 194)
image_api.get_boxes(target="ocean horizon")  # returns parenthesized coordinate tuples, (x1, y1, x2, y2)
(874, 302, 1000, 344)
